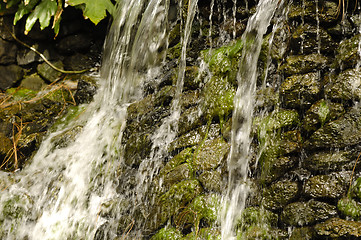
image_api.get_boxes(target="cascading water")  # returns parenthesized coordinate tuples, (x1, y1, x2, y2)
(0, 0, 170, 238)
(221, 0, 281, 239)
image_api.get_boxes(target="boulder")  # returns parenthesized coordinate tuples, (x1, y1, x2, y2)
(0, 65, 24, 90)
(315, 218, 361, 239)
(0, 38, 17, 64)
(262, 180, 299, 211)
(280, 54, 329, 76)
(325, 68, 361, 101)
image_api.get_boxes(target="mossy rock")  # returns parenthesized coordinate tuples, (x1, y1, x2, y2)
(162, 163, 193, 188)
(351, 177, 361, 201)
(289, 227, 316, 240)
(176, 194, 220, 230)
(237, 225, 288, 240)
(5, 88, 38, 102)
(259, 156, 298, 184)
(50, 105, 86, 131)
(304, 172, 350, 199)
(37, 60, 64, 82)
(280, 200, 337, 227)
(199, 170, 222, 193)
(314, 218, 361, 239)
(255, 109, 299, 136)
(280, 54, 328, 76)
(337, 197, 361, 220)
(50, 125, 83, 149)
(336, 34, 361, 70)
(193, 138, 230, 171)
(305, 107, 361, 149)
(1, 194, 33, 220)
(262, 180, 299, 211)
(239, 206, 278, 231)
(161, 147, 195, 176)
(290, 24, 335, 55)
(181, 228, 221, 240)
(150, 227, 183, 240)
(280, 72, 321, 109)
(146, 179, 203, 232)
(124, 131, 153, 166)
(325, 68, 361, 101)
(303, 150, 357, 173)
(302, 99, 345, 133)
(201, 75, 235, 121)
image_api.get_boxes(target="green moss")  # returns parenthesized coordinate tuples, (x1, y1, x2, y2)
(351, 177, 361, 201)
(6, 88, 38, 102)
(182, 228, 221, 240)
(161, 147, 195, 176)
(337, 197, 361, 220)
(1, 195, 32, 220)
(177, 194, 220, 229)
(255, 110, 299, 136)
(151, 227, 183, 240)
(202, 75, 235, 121)
(50, 105, 86, 131)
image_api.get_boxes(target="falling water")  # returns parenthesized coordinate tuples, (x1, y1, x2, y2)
(0, 0, 170, 239)
(221, 0, 281, 239)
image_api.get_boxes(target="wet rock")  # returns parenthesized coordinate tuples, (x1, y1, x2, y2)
(337, 197, 361, 220)
(280, 72, 321, 109)
(161, 147, 194, 176)
(162, 163, 192, 188)
(123, 131, 153, 167)
(177, 106, 205, 136)
(325, 68, 361, 101)
(240, 206, 279, 230)
(182, 66, 203, 90)
(327, 19, 354, 39)
(255, 109, 300, 135)
(199, 170, 222, 193)
(305, 107, 361, 149)
(262, 180, 299, 211)
(63, 53, 94, 71)
(176, 194, 220, 230)
(55, 34, 92, 54)
(280, 54, 329, 76)
(37, 61, 64, 82)
(289, 227, 316, 240)
(146, 179, 203, 232)
(150, 227, 183, 240)
(74, 78, 97, 104)
(19, 74, 47, 91)
(314, 218, 361, 239)
(302, 99, 345, 133)
(336, 34, 361, 70)
(255, 87, 279, 111)
(0, 38, 17, 64)
(290, 24, 335, 55)
(182, 228, 220, 240)
(193, 138, 230, 171)
(280, 200, 337, 226)
(261, 21, 290, 62)
(201, 75, 235, 121)
(50, 125, 83, 149)
(288, 1, 339, 24)
(304, 172, 351, 199)
(0, 132, 12, 165)
(169, 124, 220, 153)
(0, 65, 24, 90)
(304, 151, 358, 173)
(260, 156, 298, 184)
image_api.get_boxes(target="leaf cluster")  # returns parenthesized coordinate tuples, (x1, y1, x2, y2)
(0, 0, 116, 36)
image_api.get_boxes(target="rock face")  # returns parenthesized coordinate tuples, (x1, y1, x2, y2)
(2, 0, 361, 239)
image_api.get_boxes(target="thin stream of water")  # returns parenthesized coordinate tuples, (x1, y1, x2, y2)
(221, 0, 280, 239)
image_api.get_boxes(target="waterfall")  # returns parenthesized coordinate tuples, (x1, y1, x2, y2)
(0, 0, 170, 239)
(221, 0, 281, 239)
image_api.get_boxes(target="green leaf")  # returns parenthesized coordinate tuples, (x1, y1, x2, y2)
(67, 0, 115, 25)
(13, 0, 39, 25)
(25, 0, 57, 34)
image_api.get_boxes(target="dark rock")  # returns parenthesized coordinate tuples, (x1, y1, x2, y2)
(0, 132, 13, 165)
(289, 227, 316, 240)
(304, 172, 351, 199)
(177, 106, 205, 136)
(37, 61, 64, 82)
(280, 54, 329, 76)
(336, 34, 361, 70)
(290, 24, 335, 55)
(327, 19, 354, 39)
(56, 34, 92, 54)
(169, 124, 220, 153)
(280, 72, 321, 109)
(305, 107, 361, 149)
(288, 1, 339, 24)
(19, 74, 47, 91)
(0, 38, 17, 64)
(262, 180, 299, 211)
(193, 138, 230, 171)
(281, 200, 338, 226)
(325, 68, 361, 101)
(0, 65, 24, 90)
(123, 131, 153, 167)
(303, 151, 358, 173)
(63, 53, 94, 71)
(74, 78, 97, 104)
(314, 218, 361, 239)
(50, 125, 83, 149)
(16, 44, 54, 65)
(260, 156, 298, 183)
(302, 99, 345, 133)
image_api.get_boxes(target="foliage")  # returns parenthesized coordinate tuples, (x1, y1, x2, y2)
(0, 0, 116, 36)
